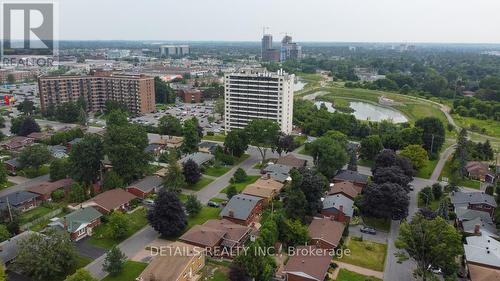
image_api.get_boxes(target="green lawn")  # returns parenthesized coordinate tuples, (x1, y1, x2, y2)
(415, 159, 438, 179)
(18, 165, 50, 178)
(209, 197, 227, 204)
(452, 114, 500, 139)
(20, 203, 64, 224)
(56, 255, 92, 281)
(185, 177, 214, 191)
(361, 216, 391, 232)
(88, 208, 148, 249)
(101, 261, 147, 281)
(187, 207, 222, 229)
(440, 157, 481, 189)
(0, 181, 15, 190)
(177, 193, 188, 203)
(203, 134, 226, 142)
(206, 270, 229, 281)
(417, 197, 441, 211)
(221, 175, 260, 193)
(335, 269, 382, 281)
(204, 166, 231, 177)
(233, 154, 250, 165)
(336, 239, 387, 272)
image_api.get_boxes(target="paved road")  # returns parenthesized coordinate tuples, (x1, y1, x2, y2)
(0, 174, 49, 197)
(431, 144, 456, 181)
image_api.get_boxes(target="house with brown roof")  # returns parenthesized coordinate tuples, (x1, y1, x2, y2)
(2, 136, 34, 151)
(276, 154, 307, 168)
(27, 131, 53, 142)
(466, 161, 495, 183)
(308, 217, 345, 250)
(137, 241, 205, 281)
(82, 188, 137, 214)
(242, 178, 284, 203)
(150, 135, 184, 149)
(283, 246, 332, 281)
(327, 181, 362, 200)
(179, 219, 251, 258)
(27, 178, 73, 201)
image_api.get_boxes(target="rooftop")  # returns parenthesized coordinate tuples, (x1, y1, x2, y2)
(220, 194, 263, 221)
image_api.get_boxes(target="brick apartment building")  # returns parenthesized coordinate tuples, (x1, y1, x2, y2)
(38, 70, 155, 115)
(0, 70, 35, 83)
(178, 89, 202, 103)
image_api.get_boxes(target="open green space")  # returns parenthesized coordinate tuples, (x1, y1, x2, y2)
(101, 261, 148, 281)
(204, 166, 231, 177)
(55, 255, 92, 281)
(335, 269, 383, 281)
(452, 114, 500, 139)
(18, 165, 50, 178)
(439, 157, 481, 189)
(203, 134, 226, 142)
(185, 176, 214, 191)
(336, 239, 387, 272)
(221, 175, 260, 193)
(361, 216, 391, 232)
(88, 208, 148, 249)
(415, 159, 439, 179)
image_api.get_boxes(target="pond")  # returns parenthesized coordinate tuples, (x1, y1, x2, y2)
(315, 101, 408, 123)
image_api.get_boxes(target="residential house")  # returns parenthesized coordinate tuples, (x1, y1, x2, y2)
(466, 161, 495, 183)
(66, 138, 82, 152)
(82, 188, 137, 214)
(198, 141, 219, 154)
(282, 245, 332, 281)
(262, 163, 292, 183)
(126, 175, 163, 198)
(137, 241, 205, 281)
(275, 154, 307, 169)
(220, 194, 264, 225)
(145, 143, 163, 158)
(308, 217, 345, 250)
(27, 131, 52, 142)
(27, 178, 73, 201)
(0, 231, 36, 265)
(333, 170, 369, 189)
(0, 191, 39, 212)
(4, 158, 21, 175)
(49, 207, 102, 241)
(321, 193, 354, 223)
(242, 178, 284, 203)
(48, 145, 68, 159)
(450, 191, 497, 218)
(327, 181, 362, 200)
(149, 134, 184, 149)
(464, 235, 500, 281)
(179, 219, 251, 258)
(2, 136, 34, 151)
(179, 152, 214, 167)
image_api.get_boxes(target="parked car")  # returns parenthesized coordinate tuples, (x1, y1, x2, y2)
(360, 226, 377, 235)
(408, 184, 414, 191)
(143, 199, 155, 207)
(207, 201, 220, 208)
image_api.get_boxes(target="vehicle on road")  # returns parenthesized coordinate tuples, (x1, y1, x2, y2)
(207, 201, 220, 208)
(360, 226, 377, 235)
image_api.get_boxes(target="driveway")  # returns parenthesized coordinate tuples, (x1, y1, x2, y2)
(348, 225, 388, 244)
(75, 237, 107, 259)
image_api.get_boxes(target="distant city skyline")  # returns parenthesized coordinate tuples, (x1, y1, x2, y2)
(57, 0, 500, 44)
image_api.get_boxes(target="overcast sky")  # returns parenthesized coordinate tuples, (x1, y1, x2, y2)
(58, 0, 500, 43)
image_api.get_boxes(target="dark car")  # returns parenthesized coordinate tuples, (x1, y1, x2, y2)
(207, 201, 220, 208)
(360, 226, 377, 235)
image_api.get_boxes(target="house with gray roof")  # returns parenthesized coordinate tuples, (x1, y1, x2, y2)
(0, 191, 39, 212)
(333, 170, 369, 188)
(220, 194, 264, 226)
(0, 231, 35, 265)
(4, 158, 22, 175)
(321, 193, 354, 223)
(462, 217, 499, 238)
(179, 152, 214, 166)
(262, 163, 292, 183)
(126, 175, 163, 198)
(450, 191, 497, 218)
(49, 207, 102, 241)
(464, 235, 500, 279)
(48, 145, 68, 159)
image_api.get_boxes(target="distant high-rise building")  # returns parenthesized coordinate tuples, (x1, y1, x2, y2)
(224, 69, 294, 134)
(261, 34, 280, 62)
(262, 34, 273, 52)
(159, 45, 190, 56)
(280, 35, 302, 62)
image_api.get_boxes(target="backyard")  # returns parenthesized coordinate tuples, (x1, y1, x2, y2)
(440, 157, 481, 189)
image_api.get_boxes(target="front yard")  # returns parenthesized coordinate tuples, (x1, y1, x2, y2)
(335, 269, 383, 281)
(440, 158, 481, 189)
(88, 208, 148, 249)
(185, 176, 214, 191)
(361, 216, 391, 232)
(204, 166, 231, 177)
(187, 207, 222, 229)
(415, 159, 438, 179)
(336, 238, 387, 272)
(221, 175, 260, 193)
(101, 260, 147, 281)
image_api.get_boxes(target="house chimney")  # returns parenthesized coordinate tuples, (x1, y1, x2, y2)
(339, 205, 344, 212)
(474, 224, 481, 235)
(228, 209, 234, 217)
(267, 173, 271, 180)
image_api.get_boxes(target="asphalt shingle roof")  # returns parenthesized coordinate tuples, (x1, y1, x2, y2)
(450, 191, 497, 208)
(220, 194, 262, 221)
(322, 193, 354, 217)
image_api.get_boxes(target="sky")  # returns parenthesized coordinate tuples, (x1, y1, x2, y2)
(57, 0, 500, 43)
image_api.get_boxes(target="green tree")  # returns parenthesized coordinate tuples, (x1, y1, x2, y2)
(106, 110, 128, 127)
(0, 225, 10, 242)
(307, 136, 348, 179)
(360, 135, 383, 160)
(49, 158, 71, 181)
(415, 117, 445, 156)
(163, 154, 186, 193)
(399, 144, 429, 170)
(15, 229, 77, 281)
(226, 185, 238, 200)
(17, 117, 41, 136)
(158, 115, 183, 136)
(154, 77, 176, 104)
(102, 171, 124, 191)
(455, 128, 468, 178)
(224, 129, 249, 157)
(185, 194, 202, 217)
(17, 100, 35, 115)
(69, 183, 87, 203)
(278, 218, 310, 247)
(234, 240, 276, 281)
(102, 246, 126, 277)
(284, 186, 308, 222)
(233, 168, 247, 183)
(65, 269, 97, 281)
(108, 212, 129, 240)
(147, 190, 187, 237)
(18, 144, 51, 171)
(182, 159, 201, 185)
(182, 118, 201, 154)
(396, 214, 463, 280)
(245, 119, 280, 164)
(0, 161, 8, 185)
(69, 134, 103, 184)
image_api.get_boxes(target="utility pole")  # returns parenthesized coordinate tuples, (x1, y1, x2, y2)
(6, 197, 12, 222)
(430, 134, 435, 154)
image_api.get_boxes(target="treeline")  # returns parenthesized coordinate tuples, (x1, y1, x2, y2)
(451, 96, 500, 121)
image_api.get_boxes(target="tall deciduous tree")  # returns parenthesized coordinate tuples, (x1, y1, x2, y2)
(147, 190, 187, 237)
(400, 144, 429, 170)
(307, 136, 348, 179)
(102, 247, 126, 277)
(158, 115, 183, 136)
(102, 171, 124, 191)
(182, 159, 201, 185)
(360, 135, 383, 160)
(69, 134, 103, 184)
(455, 128, 468, 178)
(362, 182, 409, 220)
(185, 194, 202, 217)
(163, 154, 186, 193)
(18, 144, 51, 171)
(49, 158, 71, 181)
(18, 117, 41, 136)
(108, 212, 129, 240)
(224, 129, 249, 157)
(245, 119, 280, 164)
(182, 118, 201, 154)
(396, 214, 463, 280)
(415, 117, 445, 156)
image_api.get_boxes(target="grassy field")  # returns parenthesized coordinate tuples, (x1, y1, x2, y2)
(0, 181, 15, 190)
(221, 175, 260, 193)
(185, 176, 214, 191)
(452, 114, 500, 139)
(361, 216, 391, 232)
(203, 134, 226, 142)
(204, 166, 231, 177)
(335, 269, 383, 281)
(415, 159, 439, 179)
(439, 157, 481, 189)
(337, 239, 387, 272)
(417, 196, 441, 211)
(101, 261, 148, 281)
(88, 208, 148, 249)
(202, 260, 230, 281)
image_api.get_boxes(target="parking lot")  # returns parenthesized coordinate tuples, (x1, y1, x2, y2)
(130, 102, 224, 134)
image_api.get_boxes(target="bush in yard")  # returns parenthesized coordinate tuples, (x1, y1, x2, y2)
(182, 159, 201, 185)
(102, 171, 124, 191)
(65, 269, 97, 281)
(108, 212, 129, 240)
(0, 225, 10, 243)
(51, 190, 65, 202)
(147, 189, 187, 237)
(227, 185, 238, 200)
(102, 246, 126, 276)
(233, 168, 247, 183)
(432, 183, 443, 200)
(185, 194, 202, 217)
(419, 186, 434, 206)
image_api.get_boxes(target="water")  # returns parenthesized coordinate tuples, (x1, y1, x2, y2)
(315, 101, 408, 123)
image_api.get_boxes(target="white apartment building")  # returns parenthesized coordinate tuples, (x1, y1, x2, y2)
(224, 69, 294, 134)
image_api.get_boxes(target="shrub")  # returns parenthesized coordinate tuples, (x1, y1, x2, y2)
(51, 190, 65, 202)
(233, 168, 247, 183)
